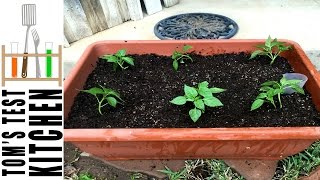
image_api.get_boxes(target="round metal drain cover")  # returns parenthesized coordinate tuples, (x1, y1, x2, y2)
(154, 13, 239, 40)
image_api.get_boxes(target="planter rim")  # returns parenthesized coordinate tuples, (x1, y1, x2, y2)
(64, 127, 320, 141)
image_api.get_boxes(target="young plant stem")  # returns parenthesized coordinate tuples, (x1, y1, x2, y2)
(96, 95, 106, 115)
(177, 55, 192, 62)
(98, 99, 103, 115)
(118, 61, 126, 69)
(271, 101, 276, 108)
(267, 52, 275, 64)
(278, 93, 282, 108)
(270, 54, 276, 64)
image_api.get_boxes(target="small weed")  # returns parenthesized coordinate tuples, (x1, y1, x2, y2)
(130, 172, 143, 180)
(65, 172, 96, 180)
(159, 159, 244, 180)
(81, 85, 123, 115)
(79, 172, 96, 180)
(101, 49, 135, 71)
(171, 45, 193, 71)
(250, 35, 291, 64)
(170, 81, 226, 122)
(158, 166, 187, 180)
(251, 77, 304, 111)
(205, 160, 244, 180)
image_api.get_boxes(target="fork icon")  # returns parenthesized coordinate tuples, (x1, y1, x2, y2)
(31, 28, 41, 78)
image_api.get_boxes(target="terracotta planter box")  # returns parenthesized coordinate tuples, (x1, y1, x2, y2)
(64, 40, 320, 160)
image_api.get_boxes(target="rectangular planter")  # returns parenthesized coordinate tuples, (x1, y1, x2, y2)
(64, 40, 320, 160)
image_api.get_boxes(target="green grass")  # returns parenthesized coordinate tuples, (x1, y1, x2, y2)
(64, 172, 96, 180)
(78, 172, 96, 180)
(158, 166, 187, 180)
(159, 159, 244, 180)
(274, 141, 320, 180)
(130, 172, 143, 180)
(159, 141, 320, 180)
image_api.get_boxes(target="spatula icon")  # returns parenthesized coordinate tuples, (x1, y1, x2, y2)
(21, 4, 36, 78)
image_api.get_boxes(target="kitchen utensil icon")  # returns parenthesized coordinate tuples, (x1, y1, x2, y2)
(31, 28, 41, 78)
(21, 4, 36, 78)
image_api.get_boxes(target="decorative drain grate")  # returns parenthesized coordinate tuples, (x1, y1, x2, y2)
(154, 13, 239, 40)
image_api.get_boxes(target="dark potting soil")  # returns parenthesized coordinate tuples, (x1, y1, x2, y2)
(65, 53, 320, 128)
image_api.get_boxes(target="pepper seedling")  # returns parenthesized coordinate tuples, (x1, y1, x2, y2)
(170, 81, 226, 122)
(251, 77, 304, 111)
(101, 49, 134, 71)
(171, 45, 193, 71)
(249, 35, 291, 65)
(81, 85, 123, 115)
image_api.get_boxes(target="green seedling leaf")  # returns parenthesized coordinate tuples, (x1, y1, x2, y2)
(81, 87, 104, 95)
(257, 93, 267, 99)
(251, 99, 264, 111)
(274, 88, 284, 95)
(198, 81, 209, 89)
(122, 57, 134, 66)
(249, 50, 264, 59)
(256, 44, 268, 51)
(171, 82, 225, 123)
(260, 86, 272, 92)
(102, 49, 134, 71)
(262, 81, 277, 86)
(189, 108, 202, 122)
(279, 45, 291, 51)
(184, 85, 198, 98)
(105, 55, 118, 63)
(251, 76, 305, 111)
(107, 97, 117, 107)
(173, 60, 179, 71)
(81, 85, 122, 114)
(203, 97, 223, 107)
(250, 36, 291, 64)
(266, 95, 274, 103)
(183, 45, 192, 52)
(172, 52, 180, 60)
(198, 86, 212, 98)
(290, 84, 305, 94)
(171, 45, 193, 71)
(284, 79, 302, 86)
(266, 35, 272, 47)
(194, 99, 205, 111)
(210, 87, 226, 93)
(280, 77, 286, 85)
(170, 96, 187, 105)
(270, 38, 280, 47)
(281, 77, 302, 86)
(267, 89, 276, 97)
(116, 49, 126, 57)
(99, 85, 122, 100)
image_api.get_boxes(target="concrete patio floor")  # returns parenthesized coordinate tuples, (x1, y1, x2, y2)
(63, 0, 320, 78)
